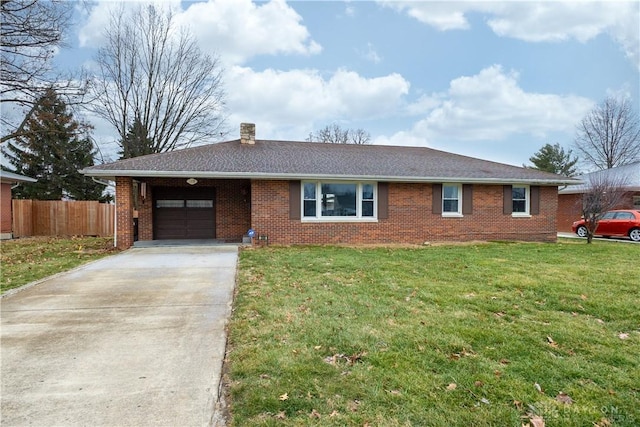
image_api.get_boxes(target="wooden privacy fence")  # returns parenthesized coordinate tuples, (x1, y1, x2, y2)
(12, 200, 114, 238)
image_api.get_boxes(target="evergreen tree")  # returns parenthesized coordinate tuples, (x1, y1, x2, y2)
(527, 143, 579, 176)
(2, 88, 109, 201)
(119, 116, 154, 159)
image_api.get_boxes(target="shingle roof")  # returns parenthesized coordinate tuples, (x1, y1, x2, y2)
(559, 161, 640, 194)
(81, 139, 579, 185)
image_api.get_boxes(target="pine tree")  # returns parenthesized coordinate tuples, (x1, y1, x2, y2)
(119, 116, 154, 159)
(2, 89, 109, 201)
(527, 143, 579, 176)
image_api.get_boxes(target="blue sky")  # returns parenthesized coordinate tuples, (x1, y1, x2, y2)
(56, 0, 640, 169)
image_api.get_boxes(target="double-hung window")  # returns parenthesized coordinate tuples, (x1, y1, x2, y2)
(512, 185, 530, 216)
(442, 184, 462, 216)
(302, 181, 376, 220)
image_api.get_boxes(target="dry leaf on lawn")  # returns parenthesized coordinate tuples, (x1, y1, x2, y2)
(529, 414, 545, 427)
(279, 393, 289, 401)
(556, 392, 573, 404)
(446, 383, 457, 391)
(618, 333, 629, 340)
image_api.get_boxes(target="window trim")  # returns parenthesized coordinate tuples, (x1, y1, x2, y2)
(442, 183, 463, 217)
(301, 181, 378, 222)
(511, 185, 531, 217)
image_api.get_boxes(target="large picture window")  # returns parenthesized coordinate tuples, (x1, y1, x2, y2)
(302, 181, 376, 220)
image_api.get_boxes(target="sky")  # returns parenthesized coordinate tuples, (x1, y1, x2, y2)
(52, 0, 640, 169)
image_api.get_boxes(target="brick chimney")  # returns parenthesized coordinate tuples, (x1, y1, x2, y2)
(240, 123, 255, 145)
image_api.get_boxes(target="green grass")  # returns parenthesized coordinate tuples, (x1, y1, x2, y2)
(1, 236, 118, 294)
(226, 240, 640, 426)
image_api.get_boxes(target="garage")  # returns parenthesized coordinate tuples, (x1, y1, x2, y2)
(153, 187, 216, 240)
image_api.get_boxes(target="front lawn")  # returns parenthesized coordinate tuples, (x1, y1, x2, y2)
(227, 240, 639, 426)
(1, 236, 117, 294)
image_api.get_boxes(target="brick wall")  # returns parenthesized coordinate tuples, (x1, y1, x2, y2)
(251, 181, 559, 245)
(115, 177, 134, 250)
(1, 183, 12, 236)
(135, 178, 251, 243)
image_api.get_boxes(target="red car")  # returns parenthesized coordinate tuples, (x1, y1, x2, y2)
(572, 209, 640, 242)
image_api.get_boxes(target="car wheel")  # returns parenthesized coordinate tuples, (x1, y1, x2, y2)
(629, 228, 640, 242)
(576, 225, 588, 238)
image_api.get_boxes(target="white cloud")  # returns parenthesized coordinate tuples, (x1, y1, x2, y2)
(78, 0, 321, 65)
(174, 0, 321, 65)
(380, 1, 639, 69)
(377, 65, 593, 147)
(224, 66, 410, 137)
(361, 43, 382, 64)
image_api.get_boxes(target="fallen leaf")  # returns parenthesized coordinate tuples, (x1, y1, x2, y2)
(618, 333, 629, 340)
(556, 392, 573, 404)
(596, 319, 605, 324)
(535, 383, 544, 393)
(480, 398, 490, 405)
(529, 414, 545, 427)
(314, 345, 322, 350)
(513, 400, 523, 410)
(446, 383, 457, 391)
(329, 410, 339, 418)
(500, 358, 510, 365)
(546, 336, 554, 344)
(259, 374, 270, 379)
(388, 389, 402, 395)
(279, 393, 289, 401)
(474, 380, 484, 388)
(309, 409, 321, 419)
(581, 294, 588, 300)
(594, 418, 612, 427)
(275, 411, 286, 420)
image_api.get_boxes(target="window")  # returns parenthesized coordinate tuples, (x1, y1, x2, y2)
(512, 185, 529, 215)
(442, 184, 462, 215)
(615, 211, 634, 220)
(633, 196, 640, 209)
(156, 200, 184, 208)
(302, 181, 376, 220)
(186, 200, 213, 208)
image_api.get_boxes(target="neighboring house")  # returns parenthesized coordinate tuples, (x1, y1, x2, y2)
(82, 123, 579, 250)
(558, 162, 640, 232)
(0, 170, 37, 239)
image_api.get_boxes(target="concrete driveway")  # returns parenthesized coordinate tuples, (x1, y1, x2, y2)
(1, 245, 238, 427)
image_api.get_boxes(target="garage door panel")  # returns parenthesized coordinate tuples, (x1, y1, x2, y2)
(154, 187, 215, 240)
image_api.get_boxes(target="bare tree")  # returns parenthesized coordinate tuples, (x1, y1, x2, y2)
(1, 0, 83, 144)
(90, 4, 226, 155)
(574, 96, 640, 170)
(307, 124, 371, 144)
(576, 172, 629, 244)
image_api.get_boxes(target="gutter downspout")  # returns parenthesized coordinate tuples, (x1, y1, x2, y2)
(89, 177, 117, 247)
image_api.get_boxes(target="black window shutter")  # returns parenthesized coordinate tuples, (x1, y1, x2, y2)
(378, 182, 388, 219)
(530, 186, 540, 215)
(289, 181, 301, 220)
(432, 184, 442, 214)
(462, 184, 473, 214)
(503, 185, 513, 214)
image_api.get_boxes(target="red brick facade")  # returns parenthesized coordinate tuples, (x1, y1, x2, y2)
(113, 178, 559, 248)
(116, 177, 251, 248)
(1, 183, 12, 237)
(251, 181, 558, 245)
(115, 177, 134, 250)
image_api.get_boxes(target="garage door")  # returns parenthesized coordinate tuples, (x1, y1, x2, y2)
(154, 187, 215, 240)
